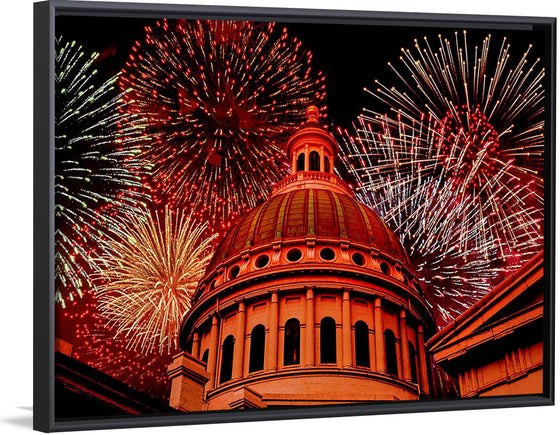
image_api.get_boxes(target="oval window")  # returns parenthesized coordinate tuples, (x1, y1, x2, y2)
(255, 254, 270, 269)
(229, 265, 240, 279)
(320, 247, 336, 261)
(380, 262, 390, 275)
(287, 248, 303, 262)
(352, 252, 365, 266)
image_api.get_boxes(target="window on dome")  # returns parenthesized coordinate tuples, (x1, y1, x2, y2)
(324, 156, 330, 173)
(287, 248, 303, 262)
(352, 252, 366, 266)
(384, 329, 398, 376)
(283, 318, 300, 366)
(380, 261, 390, 276)
(355, 321, 370, 368)
(309, 151, 320, 171)
(249, 324, 266, 373)
(320, 317, 337, 363)
(219, 335, 235, 384)
(229, 265, 240, 279)
(320, 247, 336, 261)
(255, 254, 270, 269)
(409, 341, 418, 384)
(297, 152, 305, 172)
(186, 338, 193, 354)
(201, 349, 209, 366)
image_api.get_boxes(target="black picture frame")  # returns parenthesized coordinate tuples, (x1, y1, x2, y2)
(33, 0, 556, 432)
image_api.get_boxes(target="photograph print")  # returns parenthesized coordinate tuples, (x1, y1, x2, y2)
(49, 4, 551, 425)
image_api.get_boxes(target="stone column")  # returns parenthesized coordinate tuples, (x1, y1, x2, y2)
(292, 150, 297, 173)
(374, 297, 385, 373)
(400, 310, 411, 381)
(192, 331, 200, 359)
(342, 290, 352, 368)
(320, 146, 325, 172)
(267, 291, 279, 371)
(304, 144, 309, 171)
(206, 314, 219, 390)
(233, 301, 246, 379)
(305, 288, 315, 367)
(417, 324, 429, 394)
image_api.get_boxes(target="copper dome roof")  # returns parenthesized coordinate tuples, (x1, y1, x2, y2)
(206, 105, 411, 270)
(210, 186, 410, 267)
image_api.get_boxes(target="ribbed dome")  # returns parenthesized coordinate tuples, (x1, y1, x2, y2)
(210, 186, 410, 267)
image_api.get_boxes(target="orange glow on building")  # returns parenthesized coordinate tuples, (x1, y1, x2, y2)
(427, 252, 544, 398)
(167, 106, 437, 410)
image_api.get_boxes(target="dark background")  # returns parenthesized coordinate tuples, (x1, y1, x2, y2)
(55, 14, 547, 130)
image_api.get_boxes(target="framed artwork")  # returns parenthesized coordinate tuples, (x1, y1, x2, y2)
(33, 0, 555, 432)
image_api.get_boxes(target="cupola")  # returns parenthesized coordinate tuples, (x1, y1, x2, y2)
(287, 105, 337, 174)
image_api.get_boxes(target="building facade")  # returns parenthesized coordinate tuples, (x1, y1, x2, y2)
(427, 252, 544, 398)
(168, 106, 436, 411)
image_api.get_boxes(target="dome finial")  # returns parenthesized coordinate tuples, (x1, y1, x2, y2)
(305, 105, 320, 123)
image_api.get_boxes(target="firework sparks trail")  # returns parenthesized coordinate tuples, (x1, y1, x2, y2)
(371, 31, 544, 196)
(94, 207, 217, 355)
(119, 19, 327, 231)
(56, 291, 172, 400)
(338, 32, 544, 326)
(339, 116, 543, 325)
(55, 37, 146, 308)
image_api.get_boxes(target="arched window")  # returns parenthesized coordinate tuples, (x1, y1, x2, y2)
(320, 317, 337, 363)
(219, 335, 235, 384)
(354, 321, 370, 368)
(384, 329, 398, 376)
(249, 324, 266, 373)
(186, 338, 193, 354)
(297, 153, 305, 172)
(201, 349, 209, 366)
(409, 341, 418, 384)
(324, 156, 330, 173)
(284, 318, 300, 365)
(309, 151, 320, 171)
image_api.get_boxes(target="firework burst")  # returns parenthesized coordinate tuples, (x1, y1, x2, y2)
(56, 292, 172, 400)
(55, 37, 146, 308)
(118, 19, 327, 230)
(371, 31, 545, 198)
(94, 207, 217, 355)
(338, 31, 544, 326)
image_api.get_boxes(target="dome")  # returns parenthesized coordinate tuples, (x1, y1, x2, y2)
(197, 104, 413, 299)
(210, 185, 410, 269)
(171, 106, 435, 412)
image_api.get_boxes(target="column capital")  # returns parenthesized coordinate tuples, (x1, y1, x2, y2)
(306, 287, 315, 299)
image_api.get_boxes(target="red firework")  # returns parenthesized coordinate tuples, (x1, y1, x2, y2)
(118, 19, 327, 232)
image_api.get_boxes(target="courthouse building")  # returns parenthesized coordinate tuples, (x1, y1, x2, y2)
(167, 106, 437, 410)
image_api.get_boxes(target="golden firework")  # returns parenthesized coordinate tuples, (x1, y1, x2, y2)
(94, 207, 217, 355)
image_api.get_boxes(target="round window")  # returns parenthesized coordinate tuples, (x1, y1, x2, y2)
(319, 247, 336, 261)
(380, 262, 390, 275)
(352, 252, 365, 266)
(287, 248, 303, 262)
(255, 254, 270, 268)
(229, 265, 240, 279)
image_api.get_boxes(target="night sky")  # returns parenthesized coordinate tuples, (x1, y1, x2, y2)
(56, 13, 548, 129)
